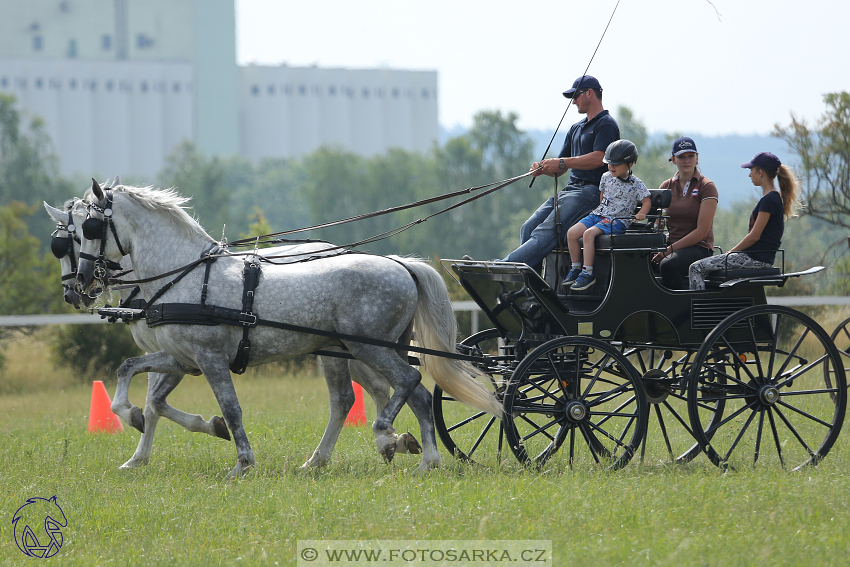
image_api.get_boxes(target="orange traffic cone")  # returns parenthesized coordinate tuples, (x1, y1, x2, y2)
(344, 381, 368, 426)
(87, 380, 124, 433)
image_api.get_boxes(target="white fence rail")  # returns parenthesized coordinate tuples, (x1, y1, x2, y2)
(2, 297, 848, 332)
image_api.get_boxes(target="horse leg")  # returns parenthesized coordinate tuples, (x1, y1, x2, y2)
(301, 355, 355, 470)
(112, 351, 189, 433)
(196, 354, 254, 477)
(120, 371, 231, 470)
(146, 374, 231, 441)
(345, 343, 424, 464)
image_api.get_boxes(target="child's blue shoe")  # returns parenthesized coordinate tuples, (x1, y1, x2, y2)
(571, 271, 596, 291)
(562, 268, 582, 287)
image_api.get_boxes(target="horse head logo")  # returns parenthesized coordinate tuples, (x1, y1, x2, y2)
(12, 496, 68, 558)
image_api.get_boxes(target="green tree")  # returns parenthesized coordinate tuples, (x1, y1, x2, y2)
(0, 202, 66, 316)
(615, 106, 679, 190)
(773, 91, 850, 229)
(0, 93, 76, 244)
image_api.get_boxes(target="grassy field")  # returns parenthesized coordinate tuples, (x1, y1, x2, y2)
(2, 319, 850, 566)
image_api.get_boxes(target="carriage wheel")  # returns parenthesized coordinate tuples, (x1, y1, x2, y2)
(829, 317, 850, 393)
(621, 347, 712, 465)
(433, 329, 508, 464)
(502, 337, 648, 471)
(688, 305, 846, 471)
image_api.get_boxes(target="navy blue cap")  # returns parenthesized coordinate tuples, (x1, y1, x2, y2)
(741, 152, 781, 172)
(563, 75, 602, 98)
(671, 136, 698, 156)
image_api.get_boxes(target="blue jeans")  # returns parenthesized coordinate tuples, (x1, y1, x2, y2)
(503, 183, 600, 270)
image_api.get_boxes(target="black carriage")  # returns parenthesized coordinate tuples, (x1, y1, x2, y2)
(435, 189, 847, 471)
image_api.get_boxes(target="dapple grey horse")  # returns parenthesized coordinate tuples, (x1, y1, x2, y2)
(74, 181, 500, 475)
(46, 194, 421, 471)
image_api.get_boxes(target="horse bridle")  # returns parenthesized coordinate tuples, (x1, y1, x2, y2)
(50, 208, 83, 294)
(80, 191, 127, 291)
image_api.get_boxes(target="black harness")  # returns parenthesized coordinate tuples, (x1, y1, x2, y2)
(87, 193, 484, 373)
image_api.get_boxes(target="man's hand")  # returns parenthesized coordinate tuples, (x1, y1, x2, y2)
(531, 158, 562, 177)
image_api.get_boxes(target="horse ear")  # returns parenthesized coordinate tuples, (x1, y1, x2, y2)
(91, 178, 104, 200)
(44, 202, 65, 223)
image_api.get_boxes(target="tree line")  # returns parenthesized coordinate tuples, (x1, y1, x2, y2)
(2, 91, 850, 321)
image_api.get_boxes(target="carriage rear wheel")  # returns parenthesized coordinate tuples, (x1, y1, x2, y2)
(433, 329, 508, 464)
(688, 305, 846, 471)
(829, 317, 850, 392)
(502, 337, 648, 471)
(621, 346, 715, 465)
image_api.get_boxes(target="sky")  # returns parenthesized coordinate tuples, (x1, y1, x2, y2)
(235, 0, 849, 137)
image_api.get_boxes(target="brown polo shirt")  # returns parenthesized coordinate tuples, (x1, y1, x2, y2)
(659, 172, 718, 251)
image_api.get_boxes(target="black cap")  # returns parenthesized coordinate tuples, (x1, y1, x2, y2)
(741, 152, 781, 172)
(562, 75, 602, 98)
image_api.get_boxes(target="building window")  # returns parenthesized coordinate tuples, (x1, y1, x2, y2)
(392, 88, 399, 99)
(140, 81, 148, 93)
(69, 79, 77, 90)
(362, 88, 369, 99)
(136, 34, 154, 49)
(106, 80, 114, 92)
(298, 85, 306, 95)
(250, 85, 259, 96)
(68, 39, 77, 58)
(1, 77, 9, 88)
(35, 78, 44, 89)
(328, 86, 336, 96)
(267, 84, 275, 95)
(102, 35, 112, 50)
(173, 82, 181, 93)
(421, 88, 429, 99)
(33, 36, 43, 51)
(282, 84, 291, 95)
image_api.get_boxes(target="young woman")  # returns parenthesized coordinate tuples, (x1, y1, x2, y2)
(688, 151, 800, 290)
(651, 137, 718, 289)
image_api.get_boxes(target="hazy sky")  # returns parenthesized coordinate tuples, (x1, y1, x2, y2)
(236, 0, 848, 136)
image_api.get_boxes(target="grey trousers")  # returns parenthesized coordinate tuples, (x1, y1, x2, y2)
(688, 251, 773, 290)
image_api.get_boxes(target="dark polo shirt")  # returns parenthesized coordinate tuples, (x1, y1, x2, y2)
(660, 172, 718, 251)
(558, 109, 620, 187)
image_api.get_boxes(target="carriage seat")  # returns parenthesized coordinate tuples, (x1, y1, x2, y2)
(704, 267, 782, 287)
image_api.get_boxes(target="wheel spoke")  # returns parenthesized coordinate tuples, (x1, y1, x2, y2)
(746, 317, 766, 381)
(720, 335, 759, 383)
(776, 353, 832, 388)
(578, 424, 602, 465)
(772, 405, 816, 459)
(655, 404, 675, 462)
(774, 326, 811, 379)
(704, 399, 758, 437)
(767, 408, 785, 468)
(446, 410, 488, 432)
(467, 416, 498, 457)
(775, 399, 835, 429)
(722, 405, 759, 462)
(754, 408, 766, 466)
(661, 399, 696, 438)
(519, 414, 559, 443)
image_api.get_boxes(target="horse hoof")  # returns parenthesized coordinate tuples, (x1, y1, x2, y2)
(212, 416, 231, 441)
(129, 407, 145, 433)
(398, 432, 422, 455)
(120, 458, 148, 470)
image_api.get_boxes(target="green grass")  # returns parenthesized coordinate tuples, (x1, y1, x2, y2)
(3, 367, 850, 567)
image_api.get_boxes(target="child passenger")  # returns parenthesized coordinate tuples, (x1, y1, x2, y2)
(688, 152, 800, 290)
(562, 139, 650, 290)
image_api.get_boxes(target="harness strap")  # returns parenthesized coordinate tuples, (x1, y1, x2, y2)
(230, 258, 262, 374)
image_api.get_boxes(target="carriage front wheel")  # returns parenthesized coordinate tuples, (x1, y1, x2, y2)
(687, 305, 846, 471)
(433, 328, 508, 464)
(502, 336, 649, 471)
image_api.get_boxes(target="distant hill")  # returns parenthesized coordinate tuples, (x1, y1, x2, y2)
(441, 125, 792, 208)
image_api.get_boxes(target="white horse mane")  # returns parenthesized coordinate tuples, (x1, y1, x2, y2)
(84, 185, 215, 242)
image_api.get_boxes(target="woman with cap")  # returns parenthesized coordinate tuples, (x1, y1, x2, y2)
(651, 137, 718, 289)
(688, 152, 800, 290)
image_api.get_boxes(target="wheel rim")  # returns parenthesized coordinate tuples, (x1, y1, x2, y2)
(829, 316, 850, 394)
(503, 337, 648, 471)
(433, 329, 508, 464)
(688, 305, 847, 471)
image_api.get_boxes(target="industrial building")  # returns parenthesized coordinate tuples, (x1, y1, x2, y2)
(0, 0, 438, 177)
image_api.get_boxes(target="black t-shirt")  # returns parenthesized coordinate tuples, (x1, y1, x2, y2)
(745, 190, 784, 264)
(558, 110, 620, 187)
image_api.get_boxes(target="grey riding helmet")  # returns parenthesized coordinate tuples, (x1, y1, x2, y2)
(603, 139, 638, 165)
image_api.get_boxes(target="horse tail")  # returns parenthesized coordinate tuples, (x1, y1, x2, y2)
(390, 256, 502, 417)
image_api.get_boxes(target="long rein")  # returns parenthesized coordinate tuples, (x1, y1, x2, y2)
(101, 169, 537, 288)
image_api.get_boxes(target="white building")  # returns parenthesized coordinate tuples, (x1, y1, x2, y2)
(0, 0, 438, 177)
